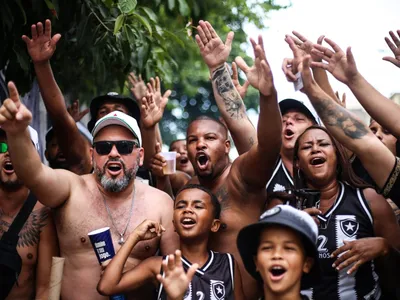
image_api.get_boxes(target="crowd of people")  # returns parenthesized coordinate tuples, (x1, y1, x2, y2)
(0, 18, 399, 300)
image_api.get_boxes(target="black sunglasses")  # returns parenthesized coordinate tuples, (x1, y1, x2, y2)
(93, 140, 139, 155)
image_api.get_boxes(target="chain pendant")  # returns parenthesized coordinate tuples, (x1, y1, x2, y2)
(118, 234, 125, 245)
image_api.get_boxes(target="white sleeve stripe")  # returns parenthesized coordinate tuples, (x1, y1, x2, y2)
(357, 189, 373, 225)
(266, 159, 282, 188)
(227, 253, 234, 289)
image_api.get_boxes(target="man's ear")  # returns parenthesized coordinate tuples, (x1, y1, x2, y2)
(44, 150, 49, 160)
(302, 257, 314, 274)
(211, 219, 221, 233)
(225, 139, 231, 154)
(139, 148, 144, 166)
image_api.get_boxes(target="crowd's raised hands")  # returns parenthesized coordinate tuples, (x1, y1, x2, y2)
(128, 72, 148, 101)
(195, 20, 234, 72)
(22, 19, 61, 64)
(235, 36, 276, 97)
(67, 100, 90, 122)
(311, 38, 359, 85)
(0, 82, 32, 134)
(139, 77, 171, 129)
(231, 62, 250, 100)
(383, 30, 400, 68)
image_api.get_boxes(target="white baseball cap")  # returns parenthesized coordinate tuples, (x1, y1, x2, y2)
(91, 111, 142, 146)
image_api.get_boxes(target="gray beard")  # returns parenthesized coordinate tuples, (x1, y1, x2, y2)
(94, 158, 139, 193)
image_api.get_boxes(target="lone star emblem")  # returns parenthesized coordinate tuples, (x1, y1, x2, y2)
(210, 280, 225, 300)
(340, 219, 359, 237)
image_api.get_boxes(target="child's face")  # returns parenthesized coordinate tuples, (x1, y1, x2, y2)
(254, 226, 313, 296)
(173, 189, 220, 240)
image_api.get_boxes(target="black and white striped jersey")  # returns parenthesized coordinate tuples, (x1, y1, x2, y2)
(266, 158, 294, 194)
(302, 182, 381, 300)
(157, 251, 235, 300)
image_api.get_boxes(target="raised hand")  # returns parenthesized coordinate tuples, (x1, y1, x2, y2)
(132, 219, 165, 241)
(67, 99, 90, 122)
(331, 237, 389, 274)
(298, 55, 321, 96)
(231, 62, 250, 100)
(235, 36, 276, 97)
(283, 33, 325, 82)
(383, 30, 400, 68)
(195, 20, 234, 72)
(335, 91, 347, 108)
(156, 250, 198, 300)
(140, 77, 170, 128)
(0, 82, 32, 134)
(22, 19, 61, 64)
(128, 72, 148, 101)
(149, 143, 174, 178)
(311, 38, 359, 85)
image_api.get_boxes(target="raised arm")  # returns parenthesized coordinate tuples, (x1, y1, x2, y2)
(140, 77, 170, 168)
(311, 37, 400, 138)
(0, 82, 75, 208)
(383, 30, 400, 69)
(195, 21, 256, 154)
(299, 55, 396, 190)
(22, 20, 91, 175)
(232, 36, 281, 189)
(97, 220, 164, 295)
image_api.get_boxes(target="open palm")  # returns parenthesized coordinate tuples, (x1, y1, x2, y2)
(22, 19, 61, 64)
(195, 21, 234, 71)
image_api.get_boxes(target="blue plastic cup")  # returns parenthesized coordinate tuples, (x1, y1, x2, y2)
(88, 227, 115, 264)
(88, 227, 126, 300)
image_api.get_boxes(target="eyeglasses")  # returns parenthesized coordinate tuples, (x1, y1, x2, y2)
(93, 140, 139, 155)
(0, 143, 8, 153)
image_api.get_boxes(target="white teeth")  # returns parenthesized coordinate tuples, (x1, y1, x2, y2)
(272, 266, 283, 270)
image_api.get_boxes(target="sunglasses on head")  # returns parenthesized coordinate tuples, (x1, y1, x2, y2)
(0, 143, 8, 153)
(93, 140, 139, 155)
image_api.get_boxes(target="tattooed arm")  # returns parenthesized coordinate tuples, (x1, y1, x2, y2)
(299, 55, 396, 190)
(196, 21, 257, 154)
(231, 36, 281, 190)
(35, 207, 59, 300)
(311, 37, 400, 139)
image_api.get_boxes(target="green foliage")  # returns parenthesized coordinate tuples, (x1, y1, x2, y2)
(0, 0, 285, 144)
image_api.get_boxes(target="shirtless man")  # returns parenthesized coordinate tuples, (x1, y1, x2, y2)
(0, 82, 179, 300)
(193, 22, 281, 299)
(0, 128, 58, 300)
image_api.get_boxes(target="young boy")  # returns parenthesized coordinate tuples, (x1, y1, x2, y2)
(237, 204, 319, 300)
(97, 184, 244, 299)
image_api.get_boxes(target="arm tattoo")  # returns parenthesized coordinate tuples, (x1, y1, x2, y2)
(249, 137, 255, 147)
(0, 207, 49, 247)
(212, 65, 244, 120)
(313, 97, 369, 139)
(215, 184, 230, 211)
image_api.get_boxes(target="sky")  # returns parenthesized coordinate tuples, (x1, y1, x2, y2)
(243, 0, 400, 127)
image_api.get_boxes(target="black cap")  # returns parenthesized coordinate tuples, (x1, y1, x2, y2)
(237, 205, 320, 289)
(279, 99, 319, 125)
(87, 92, 141, 132)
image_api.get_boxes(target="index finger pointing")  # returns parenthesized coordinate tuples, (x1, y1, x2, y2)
(7, 82, 21, 107)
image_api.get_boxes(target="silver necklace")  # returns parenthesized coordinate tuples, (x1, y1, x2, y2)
(101, 187, 135, 245)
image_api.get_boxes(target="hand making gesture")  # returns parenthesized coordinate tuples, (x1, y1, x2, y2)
(128, 72, 148, 101)
(311, 38, 359, 85)
(132, 220, 166, 241)
(156, 250, 198, 300)
(383, 30, 400, 68)
(22, 19, 61, 64)
(235, 36, 276, 97)
(231, 62, 250, 100)
(0, 82, 32, 134)
(140, 77, 171, 129)
(195, 20, 234, 72)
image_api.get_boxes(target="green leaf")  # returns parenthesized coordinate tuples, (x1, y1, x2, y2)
(114, 14, 125, 34)
(168, 0, 175, 10)
(124, 25, 135, 45)
(102, 0, 114, 9)
(177, 0, 190, 16)
(137, 43, 150, 71)
(118, 0, 137, 14)
(141, 7, 157, 23)
(132, 13, 152, 36)
(163, 30, 184, 48)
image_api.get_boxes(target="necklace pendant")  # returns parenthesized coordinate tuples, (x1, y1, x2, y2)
(118, 235, 125, 245)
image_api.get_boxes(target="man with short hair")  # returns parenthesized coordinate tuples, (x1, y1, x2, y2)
(266, 98, 318, 194)
(192, 22, 282, 299)
(0, 82, 179, 300)
(0, 127, 58, 300)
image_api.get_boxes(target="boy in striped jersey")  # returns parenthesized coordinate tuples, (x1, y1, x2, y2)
(97, 184, 244, 300)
